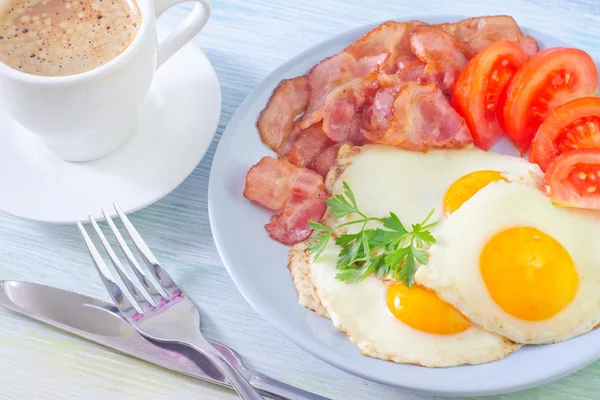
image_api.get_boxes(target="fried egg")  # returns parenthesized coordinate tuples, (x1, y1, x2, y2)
(416, 180, 600, 344)
(324, 144, 542, 231)
(304, 240, 520, 367)
(288, 242, 329, 318)
(286, 144, 548, 366)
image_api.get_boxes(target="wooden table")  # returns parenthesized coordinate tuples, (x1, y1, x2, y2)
(1, 0, 599, 398)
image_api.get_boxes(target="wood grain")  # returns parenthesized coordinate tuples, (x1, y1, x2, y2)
(1, 0, 600, 399)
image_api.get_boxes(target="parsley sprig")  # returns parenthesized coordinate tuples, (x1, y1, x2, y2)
(307, 182, 437, 287)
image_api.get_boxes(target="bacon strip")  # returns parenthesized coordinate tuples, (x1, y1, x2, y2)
(518, 35, 539, 56)
(322, 97, 357, 142)
(313, 141, 348, 177)
(300, 53, 365, 130)
(377, 81, 472, 150)
(299, 21, 425, 141)
(347, 111, 371, 146)
(266, 196, 327, 245)
(345, 20, 422, 73)
(438, 16, 538, 55)
(410, 25, 471, 93)
(281, 124, 333, 168)
(362, 62, 426, 141)
(244, 157, 296, 210)
(299, 52, 385, 141)
(244, 157, 327, 244)
(257, 76, 309, 155)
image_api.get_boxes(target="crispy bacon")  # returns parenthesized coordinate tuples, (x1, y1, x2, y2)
(376, 61, 426, 91)
(300, 53, 368, 129)
(321, 93, 378, 143)
(288, 166, 326, 199)
(345, 20, 422, 73)
(277, 125, 303, 157)
(244, 157, 294, 210)
(518, 35, 539, 56)
(250, 16, 541, 246)
(265, 196, 327, 244)
(362, 62, 426, 140)
(313, 141, 348, 177)
(363, 90, 396, 142)
(410, 25, 471, 93)
(300, 21, 427, 140)
(438, 16, 538, 55)
(244, 157, 327, 244)
(282, 115, 368, 178)
(322, 98, 356, 142)
(377, 81, 472, 150)
(257, 76, 309, 155)
(347, 112, 371, 146)
(299, 52, 386, 140)
(281, 124, 332, 168)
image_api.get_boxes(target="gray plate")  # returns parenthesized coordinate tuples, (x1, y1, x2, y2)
(208, 15, 600, 397)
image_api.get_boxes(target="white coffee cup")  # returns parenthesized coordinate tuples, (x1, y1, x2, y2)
(0, 0, 211, 162)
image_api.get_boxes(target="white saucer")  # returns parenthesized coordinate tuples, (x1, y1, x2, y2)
(0, 23, 221, 224)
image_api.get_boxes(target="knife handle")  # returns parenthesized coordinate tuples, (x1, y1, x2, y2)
(250, 372, 330, 400)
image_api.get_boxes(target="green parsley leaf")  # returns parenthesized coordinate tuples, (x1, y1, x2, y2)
(399, 248, 418, 287)
(366, 229, 403, 250)
(308, 221, 331, 233)
(307, 232, 331, 262)
(412, 247, 428, 265)
(306, 183, 436, 288)
(414, 229, 436, 246)
(375, 255, 390, 279)
(382, 212, 407, 234)
(361, 233, 371, 262)
(335, 232, 360, 246)
(384, 246, 410, 270)
(336, 262, 376, 283)
(326, 194, 357, 218)
(337, 238, 363, 268)
(325, 182, 368, 219)
(342, 181, 359, 210)
(308, 221, 331, 232)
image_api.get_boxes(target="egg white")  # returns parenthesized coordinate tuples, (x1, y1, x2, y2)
(324, 144, 542, 232)
(288, 241, 329, 318)
(416, 180, 600, 344)
(305, 240, 520, 367)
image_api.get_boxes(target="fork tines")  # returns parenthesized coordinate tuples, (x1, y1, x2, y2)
(77, 203, 177, 318)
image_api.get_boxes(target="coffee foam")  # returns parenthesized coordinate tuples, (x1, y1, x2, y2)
(0, 0, 141, 76)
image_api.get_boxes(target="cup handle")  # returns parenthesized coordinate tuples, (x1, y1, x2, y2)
(154, 0, 211, 68)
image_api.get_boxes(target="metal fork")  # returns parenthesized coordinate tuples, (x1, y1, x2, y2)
(77, 203, 263, 400)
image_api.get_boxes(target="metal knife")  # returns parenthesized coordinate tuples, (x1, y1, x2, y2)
(0, 280, 329, 400)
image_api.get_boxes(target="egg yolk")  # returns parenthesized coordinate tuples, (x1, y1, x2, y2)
(480, 227, 578, 321)
(443, 170, 507, 214)
(386, 283, 471, 335)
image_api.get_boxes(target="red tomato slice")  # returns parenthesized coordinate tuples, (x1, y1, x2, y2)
(452, 40, 528, 150)
(543, 149, 600, 209)
(499, 47, 599, 153)
(531, 97, 600, 171)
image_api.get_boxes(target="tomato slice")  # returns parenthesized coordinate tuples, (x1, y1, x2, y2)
(530, 97, 600, 171)
(543, 149, 600, 209)
(499, 47, 599, 153)
(452, 40, 528, 150)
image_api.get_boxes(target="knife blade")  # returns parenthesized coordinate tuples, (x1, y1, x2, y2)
(0, 280, 330, 400)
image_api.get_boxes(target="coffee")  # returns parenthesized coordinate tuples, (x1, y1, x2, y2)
(0, 0, 141, 76)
